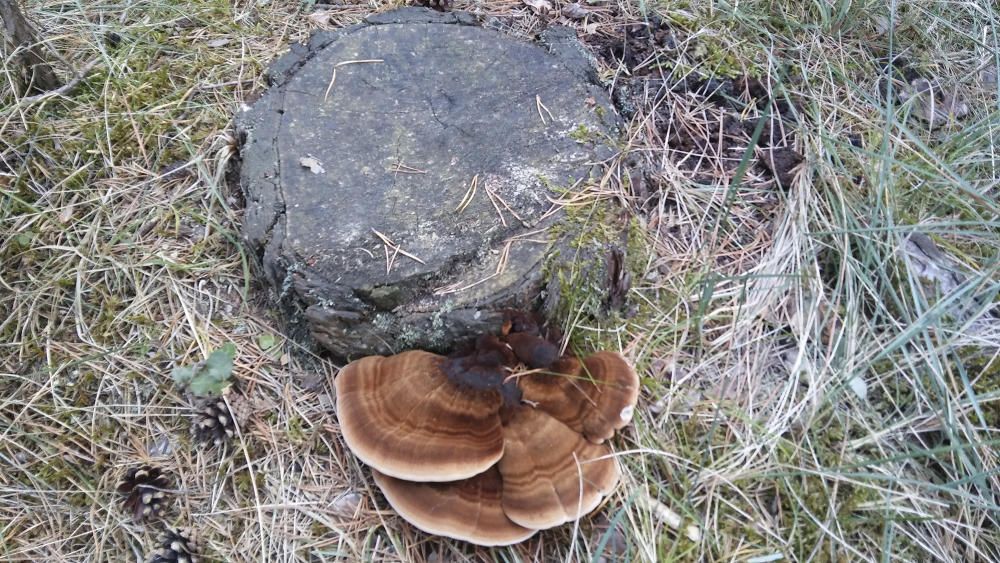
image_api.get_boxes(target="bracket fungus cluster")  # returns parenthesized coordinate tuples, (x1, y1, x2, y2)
(334, 312, 639, 546)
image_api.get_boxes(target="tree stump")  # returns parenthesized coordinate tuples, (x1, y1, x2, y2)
(0, 0, 61, 93)
(237, 8, 621, 358)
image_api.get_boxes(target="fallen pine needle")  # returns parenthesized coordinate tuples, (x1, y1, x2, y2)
(371, 228, 425, 274)
(536, 94, 555, 124)
(455, 174, 479, 213)
(325, 59, 384, 101)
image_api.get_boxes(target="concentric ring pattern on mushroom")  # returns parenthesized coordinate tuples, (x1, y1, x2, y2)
(334, 310, 639, 546)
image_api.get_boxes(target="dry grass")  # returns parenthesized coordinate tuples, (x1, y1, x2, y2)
(2, 0, 998, 561)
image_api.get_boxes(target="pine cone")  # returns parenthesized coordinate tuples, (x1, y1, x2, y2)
(117, 465, 170, 522)
(414, 0, 451, 11)
(226, 393, 254, 427)
(150, 528, 198, 563)
(192, 397, 236, 448)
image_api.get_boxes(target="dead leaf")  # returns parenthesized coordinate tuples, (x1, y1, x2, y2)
(649, 357, 674, 382)
(307, 11, 331, 26)
(872, 15, 893, 36)
(299, 155, 326, 174)
(848, 376, 868, 401)
(331, 491, 363, 516)
(522, 0, 552, 13)
(561, 2, 590, 19)
(206, 38, 230, 48)
(981, 65, 998, 91)
(901, 232, 996, 332)
(58, 203, 74, 224)
(757, 146, 803, 188)
(898, 78, 969, 129)
(145, 435, 173, 457)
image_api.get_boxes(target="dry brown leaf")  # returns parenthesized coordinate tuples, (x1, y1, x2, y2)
(331, 491, 363, 516)
(589, 513, 629, 562)
(898, 78, 970, 129)
(981, 65, 998, 91)
(561, 2, 590, 19)
(58, 203, 74, 224)
(307, 11, 331, 26)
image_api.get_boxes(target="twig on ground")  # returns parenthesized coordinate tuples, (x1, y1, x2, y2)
(12, 58, 103, 107)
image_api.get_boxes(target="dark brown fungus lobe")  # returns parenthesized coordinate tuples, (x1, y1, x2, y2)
(501, 309, 561, 369)
(506, 332, 561, 369)
(501, 309, 542, 337)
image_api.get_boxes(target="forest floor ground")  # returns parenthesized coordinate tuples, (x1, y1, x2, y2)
(2, 1, 999, 561)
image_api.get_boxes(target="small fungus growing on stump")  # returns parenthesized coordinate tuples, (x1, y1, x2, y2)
(334, 311, 639, 545)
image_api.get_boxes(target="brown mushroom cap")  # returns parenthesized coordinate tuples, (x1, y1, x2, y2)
(498, 406, 620, 530)
(518, 351, 639, 444)
(372, 467, 537, 546)
(335, 351, 505, 482)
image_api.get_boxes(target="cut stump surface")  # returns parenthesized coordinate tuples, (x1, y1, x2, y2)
(238, 8, 620, 357)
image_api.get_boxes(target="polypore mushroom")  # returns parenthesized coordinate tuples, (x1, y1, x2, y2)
(372, 466, 537, 546)
(335, 348, 509, 481)
(498, 406, 620, 529)
(334, 314, 639, 546)
(370, 406, 620, 542)
(518, 351, 639, 444)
